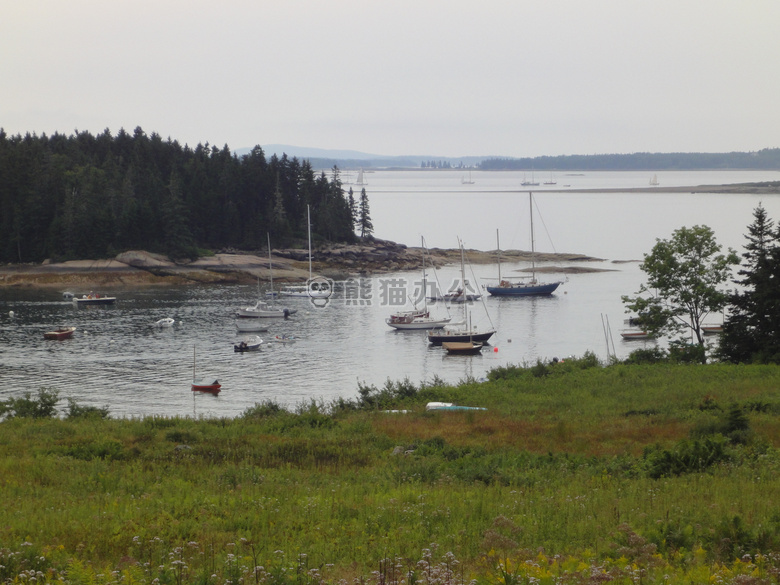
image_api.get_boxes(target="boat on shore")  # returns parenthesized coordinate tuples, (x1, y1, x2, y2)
(43, 326, 76, 340)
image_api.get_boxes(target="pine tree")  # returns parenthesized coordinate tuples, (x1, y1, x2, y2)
(719, 205, 780, 363)
(358, 187, 373, 239)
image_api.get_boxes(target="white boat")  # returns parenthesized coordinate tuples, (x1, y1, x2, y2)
(234, 335, 263, 352)
(278, 205, 331, 299)
(650, 174, 659, 186)
(386, 237, 452, 330)
(461, 170, 475, 185)
(543, 172, 557, 185)
(73, 293, 116, 305)
(428, 241, 496, 345)
(485, 193, 565, 297)
(620, 330, 652, 340)
(154, 317, 175, 328)
(235, 320, 269, 332)
(236, 300, 295, 318)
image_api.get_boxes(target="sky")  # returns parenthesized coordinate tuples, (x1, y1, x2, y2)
(2, 1, 779, 159)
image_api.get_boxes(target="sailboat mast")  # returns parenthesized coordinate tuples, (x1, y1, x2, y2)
(496, 228, 501, 282)
(267, 233, 274, 294)
(529, 192, 536, 281)
(307, 205, 312, 279)
(421, 235, 428, 311)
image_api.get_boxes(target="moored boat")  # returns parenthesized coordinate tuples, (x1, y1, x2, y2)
(73, 293, 116, 305)
(234, 336, 263, 352)
(620, 330, 652, 340)
(43, 326, 76, 340)
(442, 340, 484, 354)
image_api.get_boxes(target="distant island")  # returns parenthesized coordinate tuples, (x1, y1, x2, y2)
(257, 144, 780, 171)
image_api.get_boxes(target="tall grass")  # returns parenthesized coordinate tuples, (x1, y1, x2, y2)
(2, 361, 780, 583)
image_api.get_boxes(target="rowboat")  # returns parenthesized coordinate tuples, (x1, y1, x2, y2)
(43, 326, 76, 340)
(191, 345, 221, 394)
(620, 330, 652, 340)
(442, 341, 484, 354)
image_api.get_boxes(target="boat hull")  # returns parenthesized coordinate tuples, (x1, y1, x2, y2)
(43, 327, 76, 340)
(442, 341, 484, 354)
(386, 317, 451, 330)
(486, 281, 561, 296)
(192, 380, 221, 393)
(73, 296, 116, 305)
(428, 329, 495, 345)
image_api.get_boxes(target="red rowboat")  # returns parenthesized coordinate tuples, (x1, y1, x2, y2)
(43, 327, 76, 340)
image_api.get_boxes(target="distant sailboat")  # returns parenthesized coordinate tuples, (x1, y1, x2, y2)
(461, 170, 475, 184)
(521, 171, 539, 186)
(649, 174, 659, 186)
(356, 168, 367, 186)
(543, 172, 557, 185)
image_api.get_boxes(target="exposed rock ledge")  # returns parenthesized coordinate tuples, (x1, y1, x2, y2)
(0, 240, 605, 289)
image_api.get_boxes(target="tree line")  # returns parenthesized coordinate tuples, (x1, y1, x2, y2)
(0, 127, 370, 264)
(622, 203, 780, 364)
(480, 148, 780, 171)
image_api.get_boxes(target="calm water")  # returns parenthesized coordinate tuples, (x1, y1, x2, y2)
(2, 169, 779, 418)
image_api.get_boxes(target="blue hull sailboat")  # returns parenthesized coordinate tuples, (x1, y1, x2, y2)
(486, 192, 564, 297)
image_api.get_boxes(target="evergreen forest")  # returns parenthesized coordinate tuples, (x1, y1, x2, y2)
(0, 127, 358, 264)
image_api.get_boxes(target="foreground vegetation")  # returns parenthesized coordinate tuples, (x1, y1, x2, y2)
(2, 357, 780, 584)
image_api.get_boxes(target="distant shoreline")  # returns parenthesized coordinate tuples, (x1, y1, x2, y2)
(4, 180, 771, 289)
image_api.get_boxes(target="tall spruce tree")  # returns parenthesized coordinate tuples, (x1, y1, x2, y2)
(718, 205, 780, 363)
(358, 187, 373, 239)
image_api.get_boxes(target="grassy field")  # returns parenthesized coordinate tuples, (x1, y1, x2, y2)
(1, 357, 780, 584)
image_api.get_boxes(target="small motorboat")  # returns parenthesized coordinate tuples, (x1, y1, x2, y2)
(154, 317, 175, 328)
(73, 293, 116, 305)
(234, 336, 263, 352)
(43, 326, 76, 340)
(442, 341, 484, 355)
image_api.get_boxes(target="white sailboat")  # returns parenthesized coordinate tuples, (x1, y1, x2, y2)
(461, 170, 475, 185)
(485, 192, 565, 296)
(386, 237, 452, 330)
(278, 205, 331, 299)
(649, 174, 659, 186)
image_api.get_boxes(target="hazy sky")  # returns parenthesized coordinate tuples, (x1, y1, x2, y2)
(2, 1, 778, 158)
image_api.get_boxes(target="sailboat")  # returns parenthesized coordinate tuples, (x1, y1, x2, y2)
(521, 171, 539, 186)
(427, 241, 496, 345)
(278, 205, 331, 299)
(191, 345, 221, 393)
(649, 174, 659, 186)
(355, 168, 367, 186)
(386, 237, 452, 330)
(543, 172, 557, 185)
(485, 192, 564, 296)
(461, 170, 475, 185)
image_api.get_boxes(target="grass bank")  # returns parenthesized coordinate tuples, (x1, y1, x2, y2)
(2, 359, 780, 584)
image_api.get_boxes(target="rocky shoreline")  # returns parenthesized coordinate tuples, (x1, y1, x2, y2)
(0, 240, 606, 289)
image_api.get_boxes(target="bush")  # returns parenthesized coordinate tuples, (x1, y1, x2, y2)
(0, 388, 59, 419)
